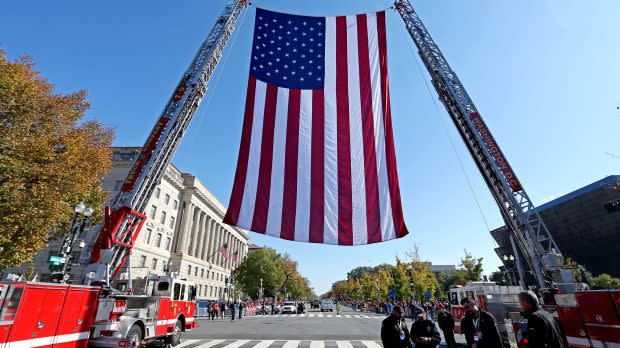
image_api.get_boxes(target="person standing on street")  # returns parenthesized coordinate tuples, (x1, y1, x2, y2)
(238, 301, 244, 319)
(212, 302, 219, 320)
(220, 301, 225, 319)
(381, 306, 412, 348)
(230, 302, 236, 322)
(518, 291, 567, 348)
(410, 311, 441, 348)
(460, 297, 503, 348)
(437, 306, 457, 348)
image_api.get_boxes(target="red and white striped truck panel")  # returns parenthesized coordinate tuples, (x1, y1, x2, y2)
(0, 282, 100, 348)
(155, 298, 196, 337)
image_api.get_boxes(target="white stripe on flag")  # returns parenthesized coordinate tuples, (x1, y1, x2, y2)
(266, 87, 289, 237)
(294, 89, 313, 242)
(346, 14, 368, 245)
(323, 15, 339, 244)
(367, 12, 396, 241)
(237, 79, 267, 228)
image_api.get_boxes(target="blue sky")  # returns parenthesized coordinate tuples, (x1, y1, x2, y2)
(2, 1, 619, 294)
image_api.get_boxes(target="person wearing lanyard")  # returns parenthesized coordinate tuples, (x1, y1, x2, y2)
(381, 305, 412, 348)
(410, 311, 441, 347)
(460, 297, 503, 348)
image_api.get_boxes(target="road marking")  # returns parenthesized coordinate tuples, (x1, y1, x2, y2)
(318, 314, 323, 318)
(361, 315, 370, 318)
(252, 340, 275, 348)
(177, 340, 199, 348)
(362, 341, 382, 348)
(327, 315, 333, 318)
(309, 314, 315, 317)
(309, 341, 325, 348)
(336, 341, 354, 348)
(344, 315, 351, 318)
(299, 314, 306, 317)
(194, 340, 225, 348)
(336, 315, 342, 318)
(282, 340, 301, 348)
(222, 340, 249, 348)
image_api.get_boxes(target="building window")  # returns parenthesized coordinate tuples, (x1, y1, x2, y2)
(188, 265, 192, 275)
(114, 180, 124, 191)
(155, 188, 161, 198)
(173, 200, 179, 209)
(151, 258, 158, 270)
(165, 237, 172, 251)
(144, 228, 152, 244)
(155, 233, 162, 248)
(169, 216, 176, 229)
(164, 194, 170, 205)
(149, 206, 157, 220)
(160, 211, 167, 225)
(139, 255, 147, 267)
(194, 267, 198, 276)
(201, 269, 205, 278)
(162, 260, 168, 272)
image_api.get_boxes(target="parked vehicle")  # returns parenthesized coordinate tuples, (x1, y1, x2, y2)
(311, 300, 320, 309)
(281, 301, 297, 314)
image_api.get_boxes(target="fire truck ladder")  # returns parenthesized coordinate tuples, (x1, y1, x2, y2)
(85, 0, 249, 285)
(394, 0, 574, 290)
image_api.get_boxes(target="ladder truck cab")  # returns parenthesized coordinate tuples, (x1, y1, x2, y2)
(449, 282, 523, 339)
(89, 277, 196, 348)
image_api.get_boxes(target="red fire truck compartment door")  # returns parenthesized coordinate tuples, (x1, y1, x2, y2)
(52, 286, 99, 348)
(576, 291, 620, 325)
(8, 284, 66, 348)
(557, 306, 591, 348)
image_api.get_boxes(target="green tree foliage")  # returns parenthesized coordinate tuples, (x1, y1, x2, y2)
(232, 248, 315, 299)
(564, 257, 592, 284)
(0, 49, 113, 268)
(590, 274, 620, 290)
(489, 271, 506, 286)
(406, 247, 439, 301)
(459, 250, 484, 282)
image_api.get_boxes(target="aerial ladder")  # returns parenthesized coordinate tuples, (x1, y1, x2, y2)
(394, 0, 578, 292)
(86, 0, 249, 286)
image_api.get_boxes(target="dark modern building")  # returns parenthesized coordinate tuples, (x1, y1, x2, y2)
(492, 175, 620, 282)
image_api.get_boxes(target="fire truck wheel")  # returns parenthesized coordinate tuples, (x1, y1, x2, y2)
(127, 325, 143, 347)
(169, 320, 183, 346)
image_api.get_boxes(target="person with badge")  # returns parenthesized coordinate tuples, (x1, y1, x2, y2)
(459, 297, 503, 348)
(381, 305, 412, 348)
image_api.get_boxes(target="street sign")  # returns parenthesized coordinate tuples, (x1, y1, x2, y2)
(389, 289, 396, 300)
(424, 291, 431, 299)
(49, 255, 65, 265)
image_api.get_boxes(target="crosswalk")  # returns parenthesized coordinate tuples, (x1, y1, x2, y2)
(177, 339, 383, 348)
(219, 314, 384, 320)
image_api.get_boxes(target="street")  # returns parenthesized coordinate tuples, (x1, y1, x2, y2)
(183, 306, 466, 347)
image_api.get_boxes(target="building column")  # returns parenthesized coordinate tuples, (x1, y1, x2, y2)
(194, 211, 206, 257)
(201, 218, 212, 260)
(187, 207, 200, 254)
(176, 203, 194, 253)
(214, 225, 223, 265)
(206, 219, 216, 263)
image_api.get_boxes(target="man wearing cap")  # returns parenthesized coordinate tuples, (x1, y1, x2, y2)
(460, 297, 502, 348)
(410, 311, 441, 348)
(381, 305, 412, 348)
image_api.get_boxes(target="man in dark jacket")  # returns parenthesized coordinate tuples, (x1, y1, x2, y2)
(381, 306, 412, 348)
(410, 311, 441, 348)
(437, 307, 456, 348)
(519, 291, 567, 348)
(460, 297, 503, 348)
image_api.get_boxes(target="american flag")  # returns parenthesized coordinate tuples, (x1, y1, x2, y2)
(220, 243, 230, 260)
(232, 251, 239, 264)
(224, 8, 408, 245)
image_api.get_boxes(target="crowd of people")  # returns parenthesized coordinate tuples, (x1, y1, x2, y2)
(349, 299, 451, 321)
(380, 291, 567, 348)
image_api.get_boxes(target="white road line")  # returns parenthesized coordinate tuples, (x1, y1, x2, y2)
(336, 315, 342, 318)
(327, 315, 333, 318)
(362, 341, 382, 348)
(252, 340, 275, 348)
(299, 314, 306, 317)
(195, 339, 225, 348)
(282, 340, 301, 348)
(309, 341, 325, 348)
(336, 341, 354, 348)
(318, 314, 324, 318)
(222, 339, 250, 348)
(309, 314, 315, 317)
(177, 340, 199, 348)
(361, 315, 370, 318)
(345, 315, 351, 318)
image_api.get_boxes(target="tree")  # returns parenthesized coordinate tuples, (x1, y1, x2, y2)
(459, 250, 484, 282)
(233, 248, 284, 298)
(406, 246, 439, 300)
(591, 274, 620, 290)
(564, 257, 592, 284)
(489, 271, 506, 286)
(0, 49, 114, 269)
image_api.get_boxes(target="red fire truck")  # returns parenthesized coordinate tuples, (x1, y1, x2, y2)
(0, 1, 249, 347)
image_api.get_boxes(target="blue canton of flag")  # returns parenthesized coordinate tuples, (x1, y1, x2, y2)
(251, 8, 326, 89)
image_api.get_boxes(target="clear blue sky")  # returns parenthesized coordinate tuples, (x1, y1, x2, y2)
(2, 1, 619, 295)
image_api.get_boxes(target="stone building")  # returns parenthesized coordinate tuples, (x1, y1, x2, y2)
(2, 147, 249, 301)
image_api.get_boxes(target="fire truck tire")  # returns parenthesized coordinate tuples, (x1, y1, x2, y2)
(127, 324, 143, 347)
(169, 319, 183, 346)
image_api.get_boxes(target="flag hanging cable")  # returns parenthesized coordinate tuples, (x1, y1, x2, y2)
(224, 8, 408, 245)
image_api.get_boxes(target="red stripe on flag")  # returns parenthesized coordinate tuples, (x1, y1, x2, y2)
(377, 11, 408, 238)
(356, 14, 382, 244)
(251, 84, 278, 233)
(280, 89, 301, 241)
(336, 16, 353, 245)
(224, 74, 257, 226)
(309, 89, 325, 243)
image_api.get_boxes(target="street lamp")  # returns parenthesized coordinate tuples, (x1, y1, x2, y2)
(406, 265, 414, 300)
(53, 202, 93, 283)
(502, 255, 516, 285)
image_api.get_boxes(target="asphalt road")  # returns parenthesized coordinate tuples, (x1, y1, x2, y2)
(183, 306, 467, 347)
